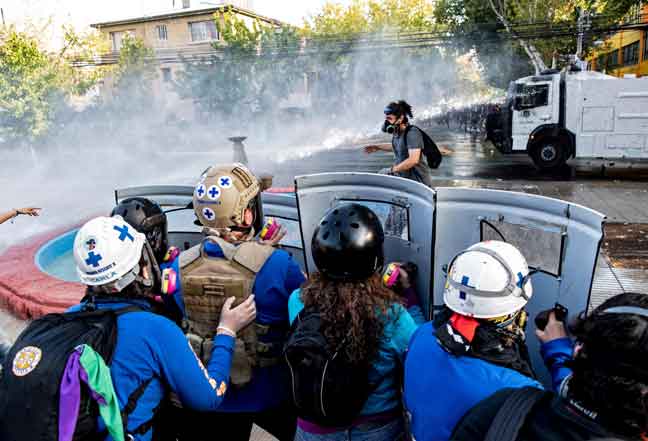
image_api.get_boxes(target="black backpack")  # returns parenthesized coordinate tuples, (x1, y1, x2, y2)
(451, 387, 549, 441)
(403, 125, 443, 169)
(284, 308, 374, 427)
(0, 305, 148, 441)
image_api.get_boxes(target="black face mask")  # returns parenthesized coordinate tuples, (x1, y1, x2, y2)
(382, 120, 396, 134)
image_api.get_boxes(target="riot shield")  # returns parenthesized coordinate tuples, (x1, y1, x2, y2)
(433, 187, 605, 385)
(295, 173, 436, 317)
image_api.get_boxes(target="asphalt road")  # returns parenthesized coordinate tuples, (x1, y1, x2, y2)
(267, 127, 648, 224)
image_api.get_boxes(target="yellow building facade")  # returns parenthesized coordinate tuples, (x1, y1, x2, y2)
(588, 5, 648, 77)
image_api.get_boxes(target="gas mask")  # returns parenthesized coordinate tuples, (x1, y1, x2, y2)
(382, 119, 397, 134)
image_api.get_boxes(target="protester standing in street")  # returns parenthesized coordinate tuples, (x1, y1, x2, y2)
(363, 100, 444, 188)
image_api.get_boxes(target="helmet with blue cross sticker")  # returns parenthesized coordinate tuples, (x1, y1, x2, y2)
(443, 240, 533, 319)
(192, 163, 262, 232)
(73, 216, 145, 286)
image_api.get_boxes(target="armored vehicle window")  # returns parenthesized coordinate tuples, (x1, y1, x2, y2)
(514, 83, 549, 110)
(337, 201, 409, 241)
(481, 218, 564, 277)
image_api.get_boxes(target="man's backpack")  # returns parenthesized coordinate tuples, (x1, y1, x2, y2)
(284, 308, 374, 427)
(451, 386, 548, 441)
(0, 305, 144, 441)
(404, 125, 443, 169)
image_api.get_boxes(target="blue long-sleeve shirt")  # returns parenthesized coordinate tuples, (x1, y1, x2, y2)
(403, 322, 543, 441)
(68, 300, 234, 441)
(540, 337, 574, 393)
(288, 289, 420, 415)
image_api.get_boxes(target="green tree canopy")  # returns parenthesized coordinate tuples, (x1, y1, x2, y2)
(0, 28, 99, 144)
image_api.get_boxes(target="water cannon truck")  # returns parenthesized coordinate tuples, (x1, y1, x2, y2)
(487, 68, 648, 170)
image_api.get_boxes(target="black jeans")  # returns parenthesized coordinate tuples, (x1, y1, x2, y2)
(155, 402, 297, 441)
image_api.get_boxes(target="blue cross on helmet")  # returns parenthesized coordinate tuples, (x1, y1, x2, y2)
(443, 241, 533, 319)
(73, 216, 146, 288)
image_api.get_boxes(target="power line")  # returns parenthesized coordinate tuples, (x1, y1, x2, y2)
(68, 14, 648, 67)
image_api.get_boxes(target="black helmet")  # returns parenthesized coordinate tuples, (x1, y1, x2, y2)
(111, 197, 168, 263)
(311, 203, 384, 281)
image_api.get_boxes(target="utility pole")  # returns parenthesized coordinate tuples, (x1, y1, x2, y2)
(1, 8, 5, 27)
(575, 7, 591, 69)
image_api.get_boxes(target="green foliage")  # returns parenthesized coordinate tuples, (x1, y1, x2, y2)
(110, 36, 157, 111)
(434, 0, 645, 85)
(175, 9, 304, 123)
(303, 0, 438, 35)
(0, 28, 98, 143)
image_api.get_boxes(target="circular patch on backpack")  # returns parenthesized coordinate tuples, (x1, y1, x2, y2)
(12, 346, 42, 377)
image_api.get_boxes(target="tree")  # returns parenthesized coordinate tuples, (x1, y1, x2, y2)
(0, 28, 98, 144)
(111, 36, 157, 111)
(302, 0, 466, 116)
(435, 0, 646, 80)
(174, 9, 304, 125)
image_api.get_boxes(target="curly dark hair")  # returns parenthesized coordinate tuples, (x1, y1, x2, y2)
(569, 292, 648, 438)
(300, 272, 401, 364)
(386, 100, 413, 122)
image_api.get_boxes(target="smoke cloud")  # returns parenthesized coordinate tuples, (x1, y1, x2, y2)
(0, 32, 503, 252)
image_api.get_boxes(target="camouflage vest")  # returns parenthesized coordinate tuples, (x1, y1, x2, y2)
(180, 237, 275, 387)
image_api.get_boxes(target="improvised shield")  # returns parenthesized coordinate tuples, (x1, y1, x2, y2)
(433, 187, 605, 385)
(295, 173, 436, 317)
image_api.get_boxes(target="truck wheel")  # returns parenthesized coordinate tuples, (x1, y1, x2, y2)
(530, 138, 567, 170)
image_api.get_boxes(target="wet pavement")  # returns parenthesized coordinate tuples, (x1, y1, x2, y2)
(269, 127, 648, 224)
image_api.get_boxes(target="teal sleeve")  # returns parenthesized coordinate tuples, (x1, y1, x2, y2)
(407, 305, 426, 325)
(389, 304, 419, 359)
(288, 289, 305, 324)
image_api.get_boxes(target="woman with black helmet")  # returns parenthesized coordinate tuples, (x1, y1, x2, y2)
(285, 203, 422, 441)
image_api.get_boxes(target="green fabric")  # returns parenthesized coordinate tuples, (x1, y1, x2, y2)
(79, 344, 125, 441)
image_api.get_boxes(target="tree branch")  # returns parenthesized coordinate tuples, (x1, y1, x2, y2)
(486, 0, 548, 74)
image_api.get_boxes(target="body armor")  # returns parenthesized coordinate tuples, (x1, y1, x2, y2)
(180, 237, 276, 387)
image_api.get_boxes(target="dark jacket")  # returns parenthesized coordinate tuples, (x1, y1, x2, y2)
(451, 387, 620, 441)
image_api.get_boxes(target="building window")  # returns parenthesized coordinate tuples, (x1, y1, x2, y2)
(644, 31, 648, 62)
(110, 30, 135, 51)
(157, 25, 168, 41)
(622, 41, 640, 66)
(608, 49, 620, 69)
(161, 68, 172, 83)
(189, 20, 219, 42)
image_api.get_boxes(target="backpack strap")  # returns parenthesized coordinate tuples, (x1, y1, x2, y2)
(402, 124, 412, 150)
(115, 377, 158, 438)
(484, 386, 548, 441)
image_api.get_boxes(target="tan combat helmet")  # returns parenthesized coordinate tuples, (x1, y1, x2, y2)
(193, 163, 262, 230)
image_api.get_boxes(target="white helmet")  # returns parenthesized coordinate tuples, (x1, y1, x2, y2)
(443, 240, 533, 319)
(73, 216, 146, 288)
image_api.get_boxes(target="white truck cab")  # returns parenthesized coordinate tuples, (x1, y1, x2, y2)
(488, 68, 648, 170)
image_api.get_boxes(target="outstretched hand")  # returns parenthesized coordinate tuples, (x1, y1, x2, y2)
(16, 207, 41, 216)
(363, 145, 380, 154)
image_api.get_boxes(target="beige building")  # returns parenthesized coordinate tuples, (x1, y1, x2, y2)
(90, 2, 285, 120)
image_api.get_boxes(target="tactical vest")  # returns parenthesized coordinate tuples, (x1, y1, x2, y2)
(180, 237, 276, 387)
